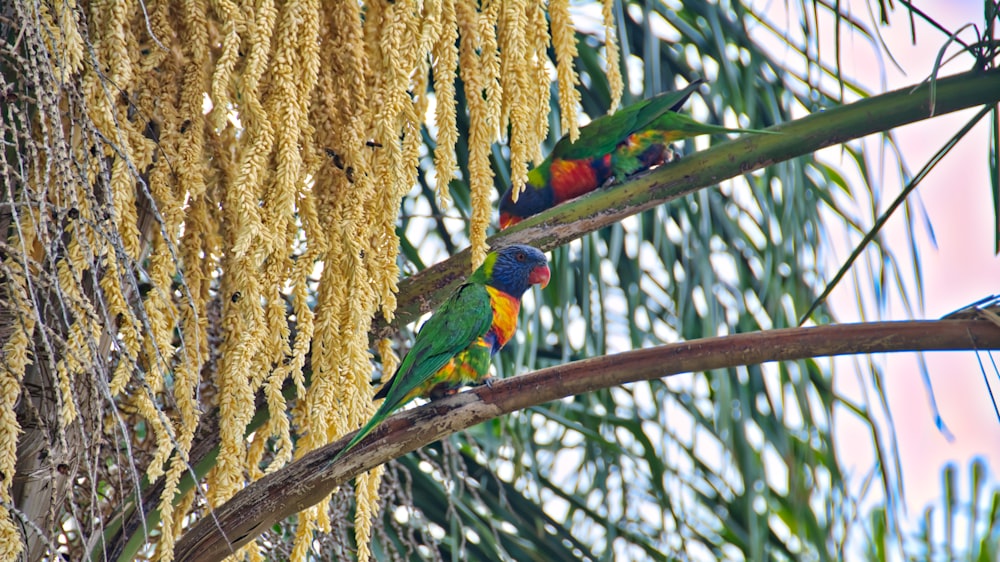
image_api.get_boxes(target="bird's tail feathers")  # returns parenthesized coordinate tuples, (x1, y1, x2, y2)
(657, 112, 780, 140)
(327, 406, 386, 467)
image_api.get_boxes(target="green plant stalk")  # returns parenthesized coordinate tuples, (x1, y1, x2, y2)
(374, 67, 1000, 340)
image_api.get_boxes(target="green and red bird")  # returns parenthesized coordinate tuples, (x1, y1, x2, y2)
(331, 244, 550, 463)
(499, 80, 774, 229)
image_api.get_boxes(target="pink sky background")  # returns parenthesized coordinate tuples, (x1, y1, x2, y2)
(792, 0, 1000, 528)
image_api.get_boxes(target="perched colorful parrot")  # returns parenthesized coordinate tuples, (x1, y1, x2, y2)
(331, 244, 551, 463)
(499, 80, 775, 229)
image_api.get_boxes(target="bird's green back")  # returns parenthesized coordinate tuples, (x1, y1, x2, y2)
(329, 282, 494, 464)
(377, 282, 494, 413)
(552, 80, 703, 161)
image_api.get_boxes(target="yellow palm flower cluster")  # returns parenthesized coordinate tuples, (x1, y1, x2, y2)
(0, 1, 621, 560)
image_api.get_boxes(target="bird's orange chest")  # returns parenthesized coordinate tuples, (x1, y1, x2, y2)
(549, 156, 611, 201)
(485, 286, 521, 349)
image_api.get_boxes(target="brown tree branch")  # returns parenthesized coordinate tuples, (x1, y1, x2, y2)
(174, 319, 1000, 561)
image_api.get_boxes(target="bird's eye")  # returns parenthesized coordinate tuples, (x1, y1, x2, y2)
(516, 252, 525, 261)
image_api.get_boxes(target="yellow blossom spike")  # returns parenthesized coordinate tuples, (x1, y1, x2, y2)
(2, 1, 616, 559)
(602, 0, 624, 113)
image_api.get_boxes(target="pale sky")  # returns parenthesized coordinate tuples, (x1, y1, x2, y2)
(784, 0, 1000, 543)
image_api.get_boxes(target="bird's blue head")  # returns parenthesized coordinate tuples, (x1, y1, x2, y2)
(481, 244, 550, 298)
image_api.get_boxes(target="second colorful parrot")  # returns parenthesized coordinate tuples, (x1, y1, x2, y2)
(499, 80, 774, 229)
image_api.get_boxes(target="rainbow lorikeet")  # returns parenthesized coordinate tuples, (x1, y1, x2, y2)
(331, 244, 550, 463)
(499, 80, 775, 229)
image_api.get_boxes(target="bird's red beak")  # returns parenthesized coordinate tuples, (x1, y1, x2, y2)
(529, 264, 550, 288)
(499, 212, 520, 230)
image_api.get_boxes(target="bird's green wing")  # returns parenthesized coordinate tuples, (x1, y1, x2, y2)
(552, 80, 704, 161)
(329, 283, 494, 464)
(377, 282, 494, 413)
